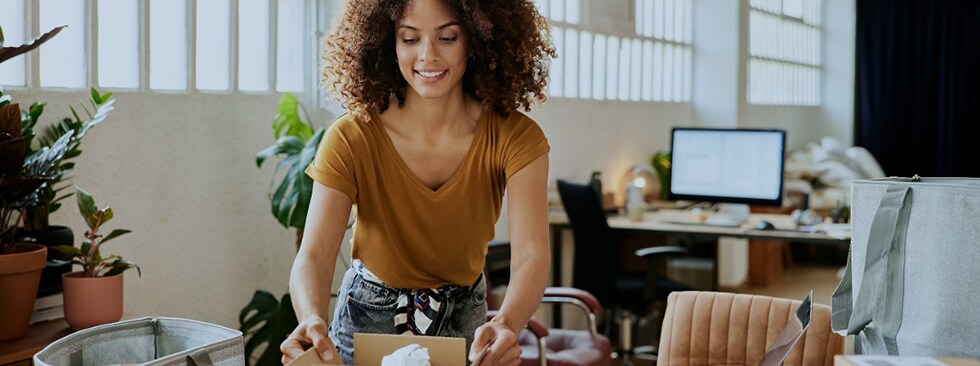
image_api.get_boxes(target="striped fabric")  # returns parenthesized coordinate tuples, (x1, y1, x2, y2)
(355, 261, 455, 335)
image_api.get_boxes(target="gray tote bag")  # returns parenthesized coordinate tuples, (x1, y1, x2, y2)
(832, 176, 980, 357)
(34, 317, 245, 366)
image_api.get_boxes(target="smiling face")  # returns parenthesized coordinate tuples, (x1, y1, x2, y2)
(395, 0, 469, 102)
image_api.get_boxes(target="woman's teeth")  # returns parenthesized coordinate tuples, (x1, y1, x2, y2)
(417, 70, 446, 78)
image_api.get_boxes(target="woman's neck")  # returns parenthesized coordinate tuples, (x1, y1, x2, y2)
(397, 88, 479, 135)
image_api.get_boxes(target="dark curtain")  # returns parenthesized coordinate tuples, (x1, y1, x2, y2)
(855, 0, 980, 177)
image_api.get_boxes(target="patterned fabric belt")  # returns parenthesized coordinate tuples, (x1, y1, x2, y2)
(353, 260, 481, 335)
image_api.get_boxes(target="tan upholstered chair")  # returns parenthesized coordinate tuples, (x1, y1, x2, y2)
(657, 291, 843, 366)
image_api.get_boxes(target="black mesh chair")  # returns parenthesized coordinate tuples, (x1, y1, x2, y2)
(556, 180, 693, 364)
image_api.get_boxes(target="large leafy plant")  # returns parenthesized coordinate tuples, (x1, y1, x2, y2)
(21, 89, 115, 231)
(0, 102, 72, 254)
(239, 291, 299, 366)
(0, 25, 73, 254)
(52, 187, 139, 277)
(255, 93, 324, 249)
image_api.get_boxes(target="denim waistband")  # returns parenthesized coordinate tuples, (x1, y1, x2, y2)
(351, 260, 483, 297)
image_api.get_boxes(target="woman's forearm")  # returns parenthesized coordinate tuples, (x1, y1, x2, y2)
(289, 251, 339, 321)
(492, 247, 551, 333)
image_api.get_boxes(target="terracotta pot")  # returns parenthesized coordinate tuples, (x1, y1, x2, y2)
(62, 271, 124, 330)
(16, 225, 74, 296)
(0, 243, 47, 341)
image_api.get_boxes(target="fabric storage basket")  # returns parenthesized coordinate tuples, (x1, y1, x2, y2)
(832, 176, 980, 357)
(34, 317, 245, 366)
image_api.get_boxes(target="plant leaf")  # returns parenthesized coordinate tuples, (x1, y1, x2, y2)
(75, 186, 98, 228)
(0, 25, 66, 64)
(272, 94, 313, 141)
(100, 229, 130, 244)
(102, 259, 140, 277)
(51, 245, 83, 257)
(239, 291, 297, 366)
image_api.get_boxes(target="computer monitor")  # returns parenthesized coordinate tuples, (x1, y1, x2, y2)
(669, 127, 786, 207)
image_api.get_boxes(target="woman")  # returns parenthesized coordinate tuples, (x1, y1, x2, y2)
(281, 0, 556, 364)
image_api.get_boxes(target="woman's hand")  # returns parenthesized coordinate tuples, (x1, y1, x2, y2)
(469, 321, 521, 366)
(280, 316, 336, 364)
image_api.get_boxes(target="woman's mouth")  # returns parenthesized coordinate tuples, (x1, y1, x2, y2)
(415, 69, 447, 82)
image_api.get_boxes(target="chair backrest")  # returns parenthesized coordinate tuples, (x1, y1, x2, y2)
(657, 291, 843, 366)
(556, 180, 618, 307)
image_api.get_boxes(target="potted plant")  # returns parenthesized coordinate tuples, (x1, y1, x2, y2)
(241, 94, 350, 365)
(255, 93, 325, 251)
(0, 24, 70, 341)
(52, 186, 140, 330)
(13, 89, 116, 297)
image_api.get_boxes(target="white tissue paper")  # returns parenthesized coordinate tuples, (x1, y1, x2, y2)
(380, 344, 431, 366)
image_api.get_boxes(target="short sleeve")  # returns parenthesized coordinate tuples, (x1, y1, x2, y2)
(503, 114, 550, 180)
(305, 118, 358, 202)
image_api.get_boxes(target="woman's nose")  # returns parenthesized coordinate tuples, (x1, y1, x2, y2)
(419, 38, 438, 62)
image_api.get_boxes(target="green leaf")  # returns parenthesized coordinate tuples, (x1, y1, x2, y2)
(239, 291, 297, 366)
(102, 259, 140, 277)
(272, 94, 313, 141)
(100, 229, 130, 244)
(51, 245, 83, 258)
(90, 88, 101, 104)
(80, 241, 91, 256)
(69, 106, 82, 123)
(255, 136, 303, 168)
(75, 186, 98, 228)
(100, 207, 114, 225)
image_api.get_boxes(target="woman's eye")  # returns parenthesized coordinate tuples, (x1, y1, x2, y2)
(402, 38, 418, 44)
(439, 37, 458, 43)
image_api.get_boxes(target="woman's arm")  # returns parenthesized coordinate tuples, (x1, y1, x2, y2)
(281, 182, 353, 363)
(471, 154, 551, 365)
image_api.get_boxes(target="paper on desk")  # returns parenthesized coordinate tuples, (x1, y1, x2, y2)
(846, 356, 948, 366)
(812, 223, 851, 240)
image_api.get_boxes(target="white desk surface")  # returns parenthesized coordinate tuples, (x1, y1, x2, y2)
(548, 209, 850, 244)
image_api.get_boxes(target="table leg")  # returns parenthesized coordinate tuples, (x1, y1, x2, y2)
(550, 224, 563, 328)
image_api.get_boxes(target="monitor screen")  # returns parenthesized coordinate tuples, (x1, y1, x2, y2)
(669, 128, 786, 206)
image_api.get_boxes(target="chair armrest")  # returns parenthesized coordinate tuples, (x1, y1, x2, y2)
(541, 287, 602, 335)
(634, 246, 688, 258)
(486, 310, 549, 338)
(542, 287, 603, 314)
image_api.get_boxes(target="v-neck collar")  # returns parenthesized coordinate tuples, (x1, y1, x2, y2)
(369, 108, 487, 197)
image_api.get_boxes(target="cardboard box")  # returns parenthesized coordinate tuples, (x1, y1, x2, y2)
(835, 355, 980, 366)
(354, 333, 466, 366)
(285, 343, 343, 366)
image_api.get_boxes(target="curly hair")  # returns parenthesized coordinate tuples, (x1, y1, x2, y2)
(321, 0, 556, 117)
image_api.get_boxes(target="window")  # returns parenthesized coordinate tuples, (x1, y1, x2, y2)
(149, 0, 188, 91)
(238, 0, 270, 92)
(39, 0, 86, 88)
(540, 0, 692, 102)
(2, 0, 315, 96)
(748, 0, 822, 106)
(196, 0, 232, 91)
(98, 0, 140, 89)
(0, 0, 27, 86)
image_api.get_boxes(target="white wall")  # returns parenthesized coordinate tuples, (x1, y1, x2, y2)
(15, 90, 299, 328)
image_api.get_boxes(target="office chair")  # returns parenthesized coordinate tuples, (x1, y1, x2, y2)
(484, 266, 612, 366)
(556, 180, 693, 364)
(657, 291, 843, 366)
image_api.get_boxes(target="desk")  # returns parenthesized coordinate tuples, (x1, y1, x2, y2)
(547, 209, 849, 325)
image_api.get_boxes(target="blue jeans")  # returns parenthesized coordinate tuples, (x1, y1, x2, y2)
(328, 264, 488, 365)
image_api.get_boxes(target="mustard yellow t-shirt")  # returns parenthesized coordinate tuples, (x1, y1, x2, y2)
(305, 108, 550, 289)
